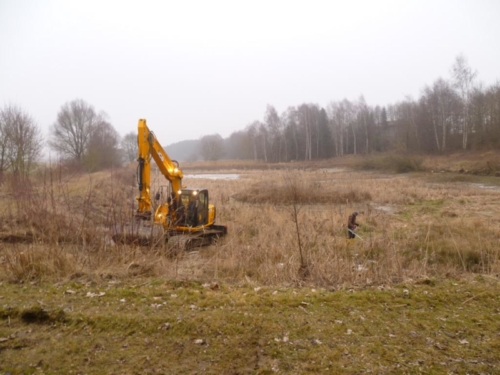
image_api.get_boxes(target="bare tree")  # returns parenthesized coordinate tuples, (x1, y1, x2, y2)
(327, 101, 342, 157)
(264, 105, 282, 162)
(258, 122, 269, 162)
(330, 99, 356, 155)
(357, 96, 370, 153)
(0, 111, 14, 180)
(400, 97, 421, 151)
(121, 132, 138, 163)
(200, 134, 225, 161)
(245, 122, 260, 160)
(482, 83, 500, 146)
(0, 105, 43, 178)
(423, 78, 459, 153)
(297, 104, 312, 160)
(281, 108, 298, 162)
(225, 131, 252, 160)
(451, 55, 477, 150)
(84, 119, 122, 171)
(283, 172, 309, 279)
(317, 108, 333, 159)
(49, 99, 104, 162)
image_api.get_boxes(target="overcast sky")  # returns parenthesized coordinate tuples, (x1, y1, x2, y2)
(1, 0, 499, 148)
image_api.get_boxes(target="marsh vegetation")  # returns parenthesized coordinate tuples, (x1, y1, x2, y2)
(1, 155, 500, 373)
(1, 154, 499, 286)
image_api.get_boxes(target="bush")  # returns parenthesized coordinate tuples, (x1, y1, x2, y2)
(232, 180, 372, 205)
(357, 154, 424, 173)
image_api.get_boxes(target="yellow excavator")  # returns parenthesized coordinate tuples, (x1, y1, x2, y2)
(114, 119, 227, 250)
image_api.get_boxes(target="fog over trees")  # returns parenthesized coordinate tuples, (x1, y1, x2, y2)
(200, 134, 225, 161)
(1, 55, 500, 171)
(211, 55, 500, 162)
(121, 132, 138, 163)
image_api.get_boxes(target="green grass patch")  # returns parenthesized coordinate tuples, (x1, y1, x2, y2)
(1, 278, 499, 374)
(399, 198, 446, 220)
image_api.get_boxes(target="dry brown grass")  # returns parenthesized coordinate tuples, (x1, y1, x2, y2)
(421, 149, 500, 173)
(232, 170, 372, 204)
(2, 158, 500, 375)
(1, 160, 500, 286)
(168, 168, 500, 285)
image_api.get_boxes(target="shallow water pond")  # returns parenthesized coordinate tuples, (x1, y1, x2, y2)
(184, 174, 239, 180)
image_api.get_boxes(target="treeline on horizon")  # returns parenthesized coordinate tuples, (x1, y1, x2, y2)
(1, 55, 500, 180)
(195, 55, 500, 162)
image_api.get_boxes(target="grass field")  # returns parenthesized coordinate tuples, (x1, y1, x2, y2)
(1, 277, 499, 374)
(1, 153, 500, 373)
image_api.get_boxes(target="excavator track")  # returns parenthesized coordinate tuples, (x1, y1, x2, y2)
(167, 225, 227, 252)
(112, 220, 227, 253)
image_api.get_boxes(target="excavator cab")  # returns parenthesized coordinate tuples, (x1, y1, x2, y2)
(165, 187, 226, 249)
(176, 189, 212, 228)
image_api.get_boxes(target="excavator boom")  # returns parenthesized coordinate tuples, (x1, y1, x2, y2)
(136, 119, 183, 217)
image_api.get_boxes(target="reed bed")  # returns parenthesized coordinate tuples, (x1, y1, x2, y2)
(1, 164, 499, 286)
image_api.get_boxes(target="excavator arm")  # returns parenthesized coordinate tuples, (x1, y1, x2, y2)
(136, 119, 183, 218)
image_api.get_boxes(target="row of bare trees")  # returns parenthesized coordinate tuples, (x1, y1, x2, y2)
(219, 55, 500, 162)
(4, 55, 499, 169)
(223, 100, 384, 161)
(386, 56, 500, 153)
(224, 104, 334, 162)
(0, 99, 128, 181)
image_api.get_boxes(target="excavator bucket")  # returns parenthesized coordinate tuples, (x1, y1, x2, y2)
(111, 219, 227, 251)
(111, 219, 166, 246)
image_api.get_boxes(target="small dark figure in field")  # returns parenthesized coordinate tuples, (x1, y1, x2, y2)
(347, 211, 360, 239)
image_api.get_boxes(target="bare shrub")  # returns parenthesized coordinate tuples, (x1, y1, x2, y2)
(233, 170, 372, 205)
(0, 163, 174, 282)
(2, 245, 77, 282)
(357, 153, 424, 173)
